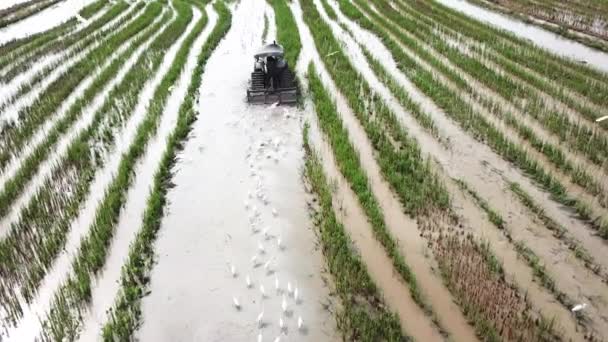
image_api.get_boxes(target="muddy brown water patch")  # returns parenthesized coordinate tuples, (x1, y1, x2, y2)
(137, 1, 337, 341)
(304, 97, 443, 341)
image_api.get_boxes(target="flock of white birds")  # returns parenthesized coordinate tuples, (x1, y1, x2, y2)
(227, 105, 306, 342)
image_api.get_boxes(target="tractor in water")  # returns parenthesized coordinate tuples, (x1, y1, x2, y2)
(247, 42, 297, 104)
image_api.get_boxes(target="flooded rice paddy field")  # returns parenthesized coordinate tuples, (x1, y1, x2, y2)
(0, 0, 607, 341)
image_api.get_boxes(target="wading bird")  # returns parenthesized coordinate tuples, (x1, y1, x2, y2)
(257, 310, 264, 328)
(281, 295, 288, 313)
(571, 303, 587, 312)
(297, 316, 304, 330)
(260, 284, 266, 298)
(233, 296, 241, 310)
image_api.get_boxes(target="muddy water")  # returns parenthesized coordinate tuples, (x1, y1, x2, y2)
(293, 0, 450, 339)
(0, 3, 187, 340)
(0, 1, 143, 115)
(305, 98, 444, 341)
(351, 0, 608, 275)
(0, 0, 97, 45)
(311, 1, 479, 340)
(441, 177, 587, 340)
(329, 2, 598, 339)
(434, 0, 608, 73)
(78, 6, 211, 341)
(384, 13, 608, 216)
(137, 1, 337, 341)
(0, 8, 168, 239)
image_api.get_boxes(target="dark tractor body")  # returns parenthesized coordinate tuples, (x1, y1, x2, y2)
(247, 42, 297, 104)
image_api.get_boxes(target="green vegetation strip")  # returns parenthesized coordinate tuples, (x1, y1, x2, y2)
(309, 1, 558, 339)
(302, 121, 409, 341)
(0, 0, 67, 29)
(346, 0, 608, 238)
(307, 63, 443, 334)
(0, 3, 168, 323)
(0, 2, 162, 223)
(266, 0, 301, 67)
(38, 1, 202, 339)
(101, 3, 231, 338)
(1, 0, 135, 82)
(79, 0, 108, 19)
(0, 18, 78, 72)
(0, 2, 133, 175)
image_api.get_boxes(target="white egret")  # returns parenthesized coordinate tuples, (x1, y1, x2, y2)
(571, 303, 587, 312)
(277, 236, 283, 250)
(272, 208, 278, 217)
(233, 296, 241, 309)
(279, 316, 285, 330)
(252, 255, 260, 267)
(264, 258, 274, 273)
(275, 275, 280, 292)
(257, 333, 263, 342)
(260, 284, 266, 297)
(257, 310, 264, 328)
(297, 316, 304, 330)
(246, 275, 252, 288)
(294, 288, 299, 303)
(230, 264, 237, 277)
(258, 241, 266, 254)
(281, 295, 288, 313)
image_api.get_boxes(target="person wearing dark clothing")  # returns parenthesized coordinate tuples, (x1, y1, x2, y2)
(266, 56, 277, 89)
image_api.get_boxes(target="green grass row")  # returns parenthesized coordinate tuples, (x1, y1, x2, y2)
(306, 62, 445, 335)
(266, 0, 301, 67)
(322, 1, 560, 339)
(0, 2, 162, 222)
(1, 1, 134, 83)
(389, 0, 608, 168)
(0, 3, 168, 324)
(0, 0, 66, 29)
(302, 121, 409, 341)
(303, 1, 526, 339)
(101, 2, 232, 339)
(347, 0, 608, 238)
(400, 0, 608, 110)
(0, 19, 78, 72)
(39, 1, 201, 339)
(0, 1, 137, 175)
(79, 0, 108, 19)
